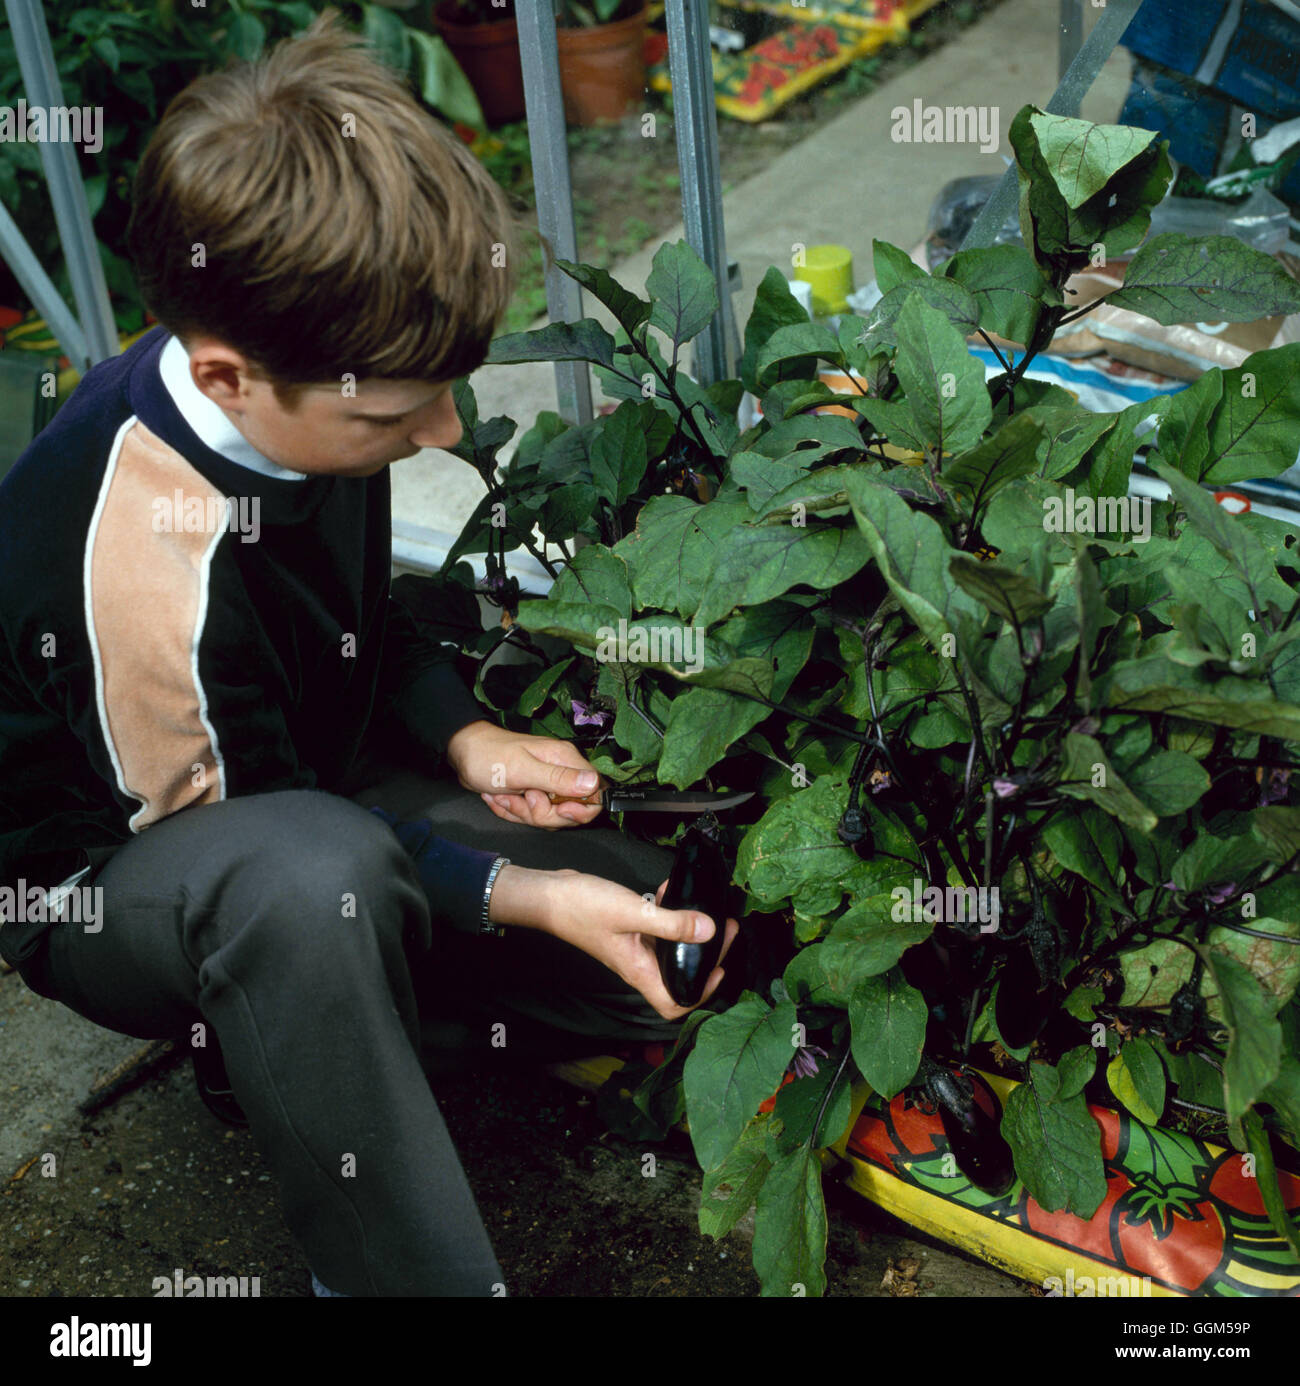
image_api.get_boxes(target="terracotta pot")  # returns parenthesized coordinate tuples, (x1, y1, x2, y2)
(433, 2, 527, 128)
(555, 4, 647, 127)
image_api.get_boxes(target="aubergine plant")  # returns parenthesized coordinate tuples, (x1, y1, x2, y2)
(432, 105, 1300, 1294)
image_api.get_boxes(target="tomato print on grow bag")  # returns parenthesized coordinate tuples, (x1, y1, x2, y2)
(844, 1069, 1300, 1297)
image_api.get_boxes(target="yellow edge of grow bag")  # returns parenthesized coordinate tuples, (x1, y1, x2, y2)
(837, 1149, 1182, 1297)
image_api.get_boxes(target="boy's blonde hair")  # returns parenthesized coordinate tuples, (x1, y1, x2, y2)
(126, 12, 520, 395)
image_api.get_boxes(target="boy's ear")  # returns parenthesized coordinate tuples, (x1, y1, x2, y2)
(187, 338, 257, 410)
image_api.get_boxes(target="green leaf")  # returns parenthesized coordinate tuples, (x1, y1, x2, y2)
(750, 468, 854, 524)
(1107, 1038, 1166, 1125)
(772, 1060, 854, 1152)
(736, 774, 861, 916)
(889, 297, 991, 457)
(1108, 234, 1300, 325)
(1261, 1057, 1300, 1150)
(658, 687, 768, 788)
(714, 599, 817, 701)
(732, 454, 811, 510)
(1058, 732, 1158, 831)
(1242, 1108, 1300, 1257)
(409, 28, 484, 128)
(1026, 109, 1163, 208)
(847, 969, 926, 1098)
(1124, 749, 1211, 816)
(1002, 1061, 1107, 1216)
(588, 400, 649, 507)
(949, 555, 1052, 625)
(1009, 106, 1171, 267)
(553, 259, 652, 339)
(547, 546, 633, 618)
(755, 322, 843, 390)
(683, 992, 797, 1171)
(856, 277, 980, 353)
(1100, 655, 1300, 741)
(752, 1145, 827, 1296)
(1253, 806, 1300, 864)
(1201, 949, 1283, 1142)
(820, 893, 934, 995)
(487, 319, 620, 371)
(225, 11, 265, 59)
(872, 239, 925, 294)
(360, 2, 409, 71)
(90, 34, 119, 71)
(1042, 805, 1124, 900)
(614, 494, 752, 617)
(699, 1115, 774, 1239)
(740, 268, 815, 395)
(647, 239, 719, 348)
(1192, 346, 1300, 485)
(516, 657, 573, 717)
(1058, 1045, 1097, 1100)
(694, 523, 871, 629)
(938, 243, 1048, 344)
(846, 473, 985, 652)
(942, 411, 1046, 510)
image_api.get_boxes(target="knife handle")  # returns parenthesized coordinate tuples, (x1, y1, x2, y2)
(546, 790, 603, 806)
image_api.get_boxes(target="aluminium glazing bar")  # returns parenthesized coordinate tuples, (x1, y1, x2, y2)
(516, 0, 593, 428)
(5, 0, 117, 369)
(664, 0, 736, 385)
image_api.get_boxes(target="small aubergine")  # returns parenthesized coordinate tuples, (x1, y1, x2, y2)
(994, 946, 1059, 1051)
(929, 1068, 1017, 1196)
(656, 815, 731, 1008)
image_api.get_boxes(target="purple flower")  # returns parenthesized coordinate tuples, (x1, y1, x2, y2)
(570, 699, 610, 729)
(1205, 882, 1238, 905)
(1071, 716, 1101, 736)
(790, 1044, 829, 1080)
(1260, 768, 1291, 806)
(992, 777, 1019, 799)
(1162, 881, 1178, 893)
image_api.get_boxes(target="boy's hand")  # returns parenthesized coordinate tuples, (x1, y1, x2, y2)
(445, 720, 603, 829)
(490, 866, 740, 1019)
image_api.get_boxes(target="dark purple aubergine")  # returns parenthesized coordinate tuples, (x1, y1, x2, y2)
(995, 946, 1059, 1051)
(929, 1068, 1017, 1196)
(656, 816, 731, 1007)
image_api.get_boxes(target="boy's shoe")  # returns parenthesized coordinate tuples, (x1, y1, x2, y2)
(191, 1041, 250, 1127)
(310, 1271, 350, 1297)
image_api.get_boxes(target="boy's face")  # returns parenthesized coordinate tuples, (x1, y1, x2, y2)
(186, 337, 464, 477)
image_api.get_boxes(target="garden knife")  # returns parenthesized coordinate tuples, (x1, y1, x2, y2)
(548, 786, 753, 813)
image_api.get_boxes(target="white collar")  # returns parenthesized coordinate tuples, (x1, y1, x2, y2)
(158, 335, 307, 482)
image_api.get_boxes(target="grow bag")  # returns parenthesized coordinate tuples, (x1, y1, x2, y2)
(841, 1068, 1300, 1298)
(551, 1051, 1300, 1296)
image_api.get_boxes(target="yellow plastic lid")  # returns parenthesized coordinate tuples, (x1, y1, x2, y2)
(793, 244, 854, 317)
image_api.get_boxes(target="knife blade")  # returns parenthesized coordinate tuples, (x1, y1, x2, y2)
(548, 787, 754, 814)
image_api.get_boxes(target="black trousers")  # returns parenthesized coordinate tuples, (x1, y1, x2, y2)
(29, 740, 681, 1296)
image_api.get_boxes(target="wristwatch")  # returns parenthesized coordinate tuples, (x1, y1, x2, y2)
(479, 856, 510, 936)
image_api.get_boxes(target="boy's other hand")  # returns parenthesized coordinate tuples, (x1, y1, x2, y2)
(445, 720, 603, 829)
(490, 866, 740, 1020)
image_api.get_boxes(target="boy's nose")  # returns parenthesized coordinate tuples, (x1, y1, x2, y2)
(407, 394, 462, 451)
